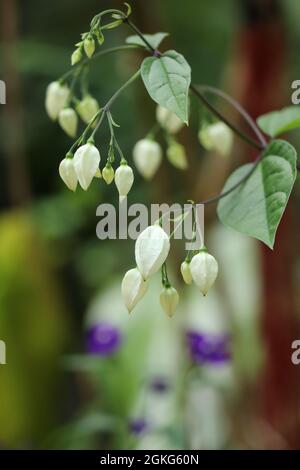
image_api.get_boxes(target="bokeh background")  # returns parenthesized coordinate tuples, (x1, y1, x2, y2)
(0, 0, 300, 450)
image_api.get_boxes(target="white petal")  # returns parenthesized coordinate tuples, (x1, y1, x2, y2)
(190, 252, 219, 295)
(59, 158, 77, 191)
(121, 268, 148, 313)
(73, 144, 100, 190)
(133, 139, 162, 179)
(45, 81, 69, 121)
(135, 225, 170, 280)
(115, 165, 134, 198)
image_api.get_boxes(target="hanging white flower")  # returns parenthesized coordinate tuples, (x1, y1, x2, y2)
(199, 122, 233, 157)
(190, 251, 219, 296)
(76, 95, 100, 124)
(121, 268, 148, 313)
(156, 105, 184, 134)
(73, 143, 100, 190)
(45, 81, 69, 121)
(160, 286, 179, 318)
(133, 139, 162, 180)
(135, 225, 170, 280)
(180, 261, 193, 284)
(58, 108, 78, 138)
(84, 36, 95, 58)
(59, 158, 78, 191)
(102, 165, 114, 185)
(115, 163, 134, 201)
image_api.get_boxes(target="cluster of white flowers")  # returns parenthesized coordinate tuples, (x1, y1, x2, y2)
(132, 105, 188, 180)
(122, 224, 219, 318)
(46, 81, 100, 138)
(59, 144, 134, 196)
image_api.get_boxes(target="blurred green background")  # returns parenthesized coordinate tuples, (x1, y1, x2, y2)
(0, 0, 300, 450)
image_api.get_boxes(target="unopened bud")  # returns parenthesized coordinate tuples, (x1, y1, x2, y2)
(180, 261, 193, 284)
(160, 286, 179, 318)
(190, 250, 219, 296)
(102, 164, 115, 185)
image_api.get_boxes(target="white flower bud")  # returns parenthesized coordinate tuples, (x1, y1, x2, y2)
(156, 105, 184, 134)
(133, 139, 162, 180)
(166, 141, 188, 170)
(135, 225, 170, 280)
(115, 163, 134, 201)
(199, 122, 233, 157)
(58, 108, 78, 138)
(76, 95, 100, 124)
(121, 268, 148, 313)
(190, 251, 219, 296)
(73, 143, 101, 190)
(45, 81, 69, 121)
(71, 48, 82, 66)
(180, 261, 193, 284)
(84, 36, 95, 58)
(102, 165, 114, 185)
(59, 157, 78, 192)
(160, 286, 179, 318)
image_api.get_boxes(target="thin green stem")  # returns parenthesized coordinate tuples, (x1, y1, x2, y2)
(196, 84, 267, 147)
(190, 85, 265, 151)
(104, 69, 141, 110)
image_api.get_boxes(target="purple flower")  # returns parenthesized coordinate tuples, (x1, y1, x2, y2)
(86, 323, 122, 356)
(187, 330, 231, 365)
(128, 418, 147, 436)
(150, 377, 170, 393)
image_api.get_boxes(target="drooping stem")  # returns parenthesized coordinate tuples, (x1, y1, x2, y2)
(104, 69, 141, 110)
(190, 85, 265, 151)
(123, 17, 265, 152)
(196, 84, 267, 147)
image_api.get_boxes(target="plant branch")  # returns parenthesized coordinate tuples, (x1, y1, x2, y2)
(190, 85, 265, 151)
(123, 18, 265, 152)
(196, 84, 267, 147)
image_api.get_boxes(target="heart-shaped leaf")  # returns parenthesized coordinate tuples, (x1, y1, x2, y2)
(126, 32, 169, 50)
(141, 50, 191, 124)
(217, 140, 297, 249)
(257, 106, 300, 137)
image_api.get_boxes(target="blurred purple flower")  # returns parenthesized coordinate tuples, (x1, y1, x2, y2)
(128, 418, 147, 436)
(86, 323, 122, 356)
(187, 330, 231, 365)
(150, 377, 170, 393)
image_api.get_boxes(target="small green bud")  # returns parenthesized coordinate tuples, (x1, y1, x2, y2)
(102, 165, 115, 185)
(71, 48, 82, 66)
(84, 36, 95, 58)
(166, 141, 188, 170)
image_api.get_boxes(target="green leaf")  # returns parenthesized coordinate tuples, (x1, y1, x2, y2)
(217, 140, 297, 249)
(257, 106, 300, 137)
(141, 50, 191, 124)
(126, 32, 169, 50)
